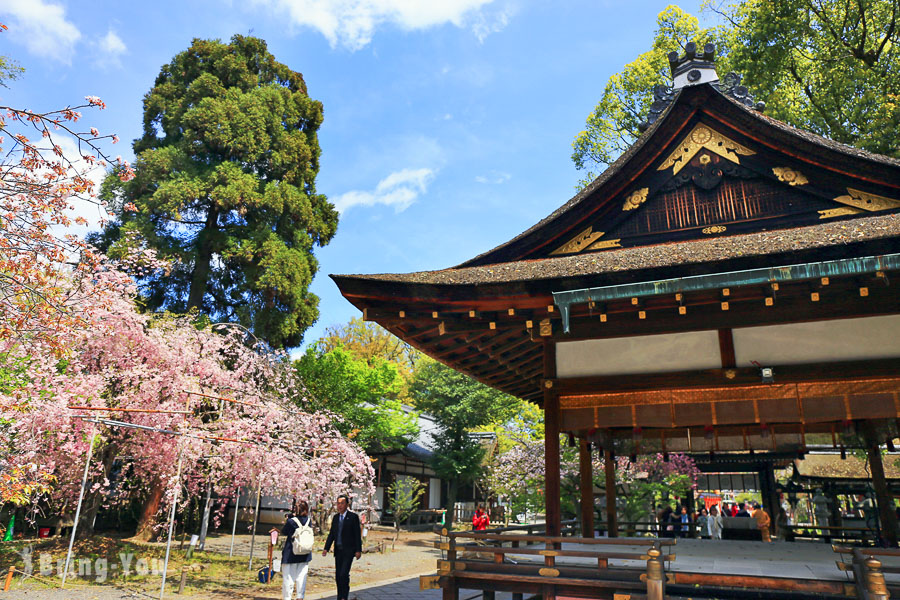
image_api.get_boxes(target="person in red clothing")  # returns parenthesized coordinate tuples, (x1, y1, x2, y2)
(472, 505, 489, 531)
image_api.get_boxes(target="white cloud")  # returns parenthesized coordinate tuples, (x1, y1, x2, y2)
(332, 167, 435, 213)
(99, 30, 126, 55)
(250, 0, 505, 50)
(470, 5, 513, 43)
(475, 171, 511, 184)
(4, 0, 81, 64)
(94, 29, 128, 68)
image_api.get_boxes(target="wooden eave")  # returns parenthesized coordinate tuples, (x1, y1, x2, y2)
(332, 220, 899, 404)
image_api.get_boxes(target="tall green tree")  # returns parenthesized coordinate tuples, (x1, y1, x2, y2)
(571, 6, 718, 187)
(96, 35, 337, 347)
(294, 344, 419, 452)
(409, 360, 520, 529)
(319, 317, 423, 400)
(572, 1, 900, 187)
(716, 0, 900, 156)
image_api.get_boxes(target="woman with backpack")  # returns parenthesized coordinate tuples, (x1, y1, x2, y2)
(282, 500, 314, 600)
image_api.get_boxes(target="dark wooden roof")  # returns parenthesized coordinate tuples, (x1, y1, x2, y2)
(335, 212, 899, 287)
(794, 453, 900, 480)
(458, 84, 900, 267)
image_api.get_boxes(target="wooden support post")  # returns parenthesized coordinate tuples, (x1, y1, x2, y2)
(863, 558, 890, 600)
(864, 421, 899, 547)
(686, 488, 697, 538)
(645, 546, 665, 600)
(543, 341, 561, 538)
(177, 566, 188, 594)
(443, 532, 458, 600)
(763, 463, 780, 529)
(579, 438, 594, 538)
(605, 447, 618, 538)
(442, 578, 459, 600)
(4, 565, 14, 591)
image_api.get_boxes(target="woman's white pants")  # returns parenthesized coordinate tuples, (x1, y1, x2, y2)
(282, 561, 309, 600)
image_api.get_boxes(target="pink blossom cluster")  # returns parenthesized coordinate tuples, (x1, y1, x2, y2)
(2, 267, 374, 532)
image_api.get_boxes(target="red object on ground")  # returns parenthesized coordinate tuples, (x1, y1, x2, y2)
(38, 528, 50, 538)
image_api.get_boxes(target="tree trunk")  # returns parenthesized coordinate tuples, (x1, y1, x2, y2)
(75, 445, 116, 539)
(444, 480, 459, 531)
(134, 480, 165, 541)
(186, 207, 219, 310)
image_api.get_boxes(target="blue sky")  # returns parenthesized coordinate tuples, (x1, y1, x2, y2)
(2, 0, 708, 351)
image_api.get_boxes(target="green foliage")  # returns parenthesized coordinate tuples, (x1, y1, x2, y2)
(410, 359, 519, 483)
(294, 344, 419, 452)
(386, 476, 426, 537)
(481, 398, 544, 454)
(0, 55, 22, 87)
(717, 0, 900, 156)
(571, 6, 720, 187)
(95, 35, 338, 348)
(319, 317, 423, 400)
(572, 0, 900, 186)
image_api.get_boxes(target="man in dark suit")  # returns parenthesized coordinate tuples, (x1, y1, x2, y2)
(322, 494, 362, 600)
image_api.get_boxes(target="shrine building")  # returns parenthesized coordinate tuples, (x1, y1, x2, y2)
(333, 43, 900, 599)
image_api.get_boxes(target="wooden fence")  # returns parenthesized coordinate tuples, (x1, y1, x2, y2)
(423, 520, 868, 599)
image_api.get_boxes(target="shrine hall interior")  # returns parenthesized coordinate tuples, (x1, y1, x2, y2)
(333, 44, 900, 542)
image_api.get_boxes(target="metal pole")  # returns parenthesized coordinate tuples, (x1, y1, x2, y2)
(61, 431, 96, 588)
(229, 490, 241, 558)
(248, 485, 262, 570)
(159, 451, 184, 600)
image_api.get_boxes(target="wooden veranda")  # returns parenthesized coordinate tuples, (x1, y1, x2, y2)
(333, 44, 900, 599)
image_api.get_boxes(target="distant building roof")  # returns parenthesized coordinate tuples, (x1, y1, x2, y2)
(794, 452, 900, 481)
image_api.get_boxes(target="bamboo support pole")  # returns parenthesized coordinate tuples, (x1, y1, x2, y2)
(181, 389, 263, 408)
(229, 490, 241, 558)
(248, 485, 262, 570)
(61, 430, 97, 588)
(159, 450, 184, 599)
(68, 406, 191, 414)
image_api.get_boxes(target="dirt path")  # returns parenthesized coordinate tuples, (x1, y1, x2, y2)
(2, 530, 441, 599)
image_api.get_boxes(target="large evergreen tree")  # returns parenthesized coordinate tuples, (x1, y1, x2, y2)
(97, 35, 337, 347)
(572, 1, 900, 187)
(410, 360, 520, 529)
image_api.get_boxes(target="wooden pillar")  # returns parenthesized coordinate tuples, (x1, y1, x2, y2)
(863, 421, 899, 546)
(685, 488, 697, 538)
(763, 463, 780, 524)
(543, 340, 561, 537)
(604, 447, 618, 538)
(579, 438, 594, 538)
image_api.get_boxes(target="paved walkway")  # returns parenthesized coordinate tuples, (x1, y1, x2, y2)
(308, 571, 526, 600)
(308, 572, 517, 600)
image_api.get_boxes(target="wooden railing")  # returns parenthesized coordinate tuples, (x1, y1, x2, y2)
(423, 522, 863, 599)
(424, 523, 674, 600)
(788, 524, 877, 544)
(834, 545, 899, 600)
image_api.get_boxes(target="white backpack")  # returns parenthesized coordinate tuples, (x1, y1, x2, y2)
(291, 517, 314, 555)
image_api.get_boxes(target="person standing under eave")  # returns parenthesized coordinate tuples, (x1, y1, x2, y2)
(322, 494, 362, 600)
